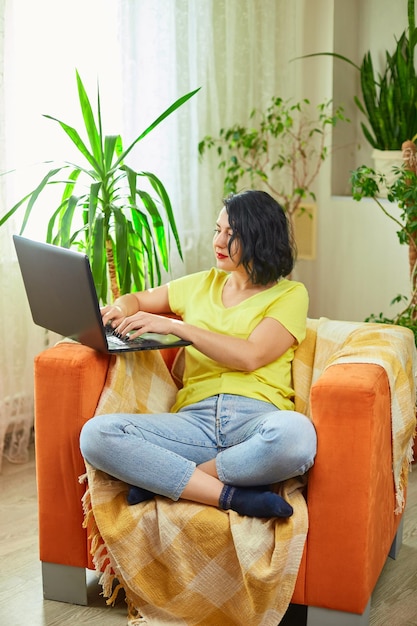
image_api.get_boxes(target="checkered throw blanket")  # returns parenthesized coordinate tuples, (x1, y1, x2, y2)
(81, 317, 416, 624)
(293, 318, 417, 513)
(82, 350, 308, 625)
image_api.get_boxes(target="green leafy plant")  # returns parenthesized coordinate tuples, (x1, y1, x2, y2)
(1, 70, 199, 303)
(198, 97, 348, 224)
(297, 0, 417, 151)
(350, 160, 417, 341)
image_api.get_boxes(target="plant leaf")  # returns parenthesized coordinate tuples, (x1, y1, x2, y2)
(141, 170, 183, 259)
(43, 114, 102, 173)
(18, 166, 67, 233)
(113, 208, 129, 288)
(114, 87, 200, 167)
(91, 215, 106, 301)
(87, 182, 101, 252)
(75, 70, 103, 166)
(293, 51, 361, 72)
(59, 195, 79, 247)
(104, 135, 119, 170)
(136, 190, 168, 269)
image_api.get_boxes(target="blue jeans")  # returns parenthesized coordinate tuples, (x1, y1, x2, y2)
(80, 394, 317, 500)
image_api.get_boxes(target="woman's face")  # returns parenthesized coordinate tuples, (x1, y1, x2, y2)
(213, 207, 241, 270)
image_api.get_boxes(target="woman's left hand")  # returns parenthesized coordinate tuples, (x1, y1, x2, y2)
(114, 311, 179, 339)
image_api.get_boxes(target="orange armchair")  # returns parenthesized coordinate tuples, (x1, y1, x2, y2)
(33, 319, 416, 626)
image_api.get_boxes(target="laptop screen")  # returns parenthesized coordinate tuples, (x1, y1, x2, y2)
(13, 235, 107, 352)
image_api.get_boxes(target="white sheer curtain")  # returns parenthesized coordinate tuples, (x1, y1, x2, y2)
(119, 0, 301, 275)
(0, 0, 123, 469)
(0, 0, 45, 468)
(0, 0, 300, 468)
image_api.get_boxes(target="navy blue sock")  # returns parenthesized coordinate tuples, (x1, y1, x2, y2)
(127, 485, 155, 505)
(219, 485, 293, 518)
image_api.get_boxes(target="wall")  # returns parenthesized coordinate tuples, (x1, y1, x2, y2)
(2, 0, 412, 328)
(294, 0, 411, 323)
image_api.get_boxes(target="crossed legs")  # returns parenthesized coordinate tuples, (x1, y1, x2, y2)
(80, 394, 317, 519)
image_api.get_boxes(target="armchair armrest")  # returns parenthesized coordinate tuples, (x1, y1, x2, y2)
(304, 362, 401, 614)
(34, 342, 110, 569)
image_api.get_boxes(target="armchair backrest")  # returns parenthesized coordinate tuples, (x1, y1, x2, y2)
(292, 317, 366, 416)
(293, 317, 417, 419)
(293, 316, 416, 514)
(292, 318, 319, 415)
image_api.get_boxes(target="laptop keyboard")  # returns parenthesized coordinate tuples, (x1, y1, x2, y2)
(104, 323, 191, 350)
(105, 324, 158, 348)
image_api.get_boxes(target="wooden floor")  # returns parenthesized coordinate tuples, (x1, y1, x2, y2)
(0, 445, 416, 626)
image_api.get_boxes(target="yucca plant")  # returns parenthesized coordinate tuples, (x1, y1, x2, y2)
(0, 70, 199, 303)
(298, 0, 417, 150)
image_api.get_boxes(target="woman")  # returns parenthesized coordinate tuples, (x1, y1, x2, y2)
(80, 190, 317, 519)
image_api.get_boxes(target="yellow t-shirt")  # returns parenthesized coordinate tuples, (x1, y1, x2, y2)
(168, 268, 308, 412)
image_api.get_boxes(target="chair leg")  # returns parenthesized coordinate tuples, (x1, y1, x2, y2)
(306, 600, 371, 626)
(388, 517, 404, 560)
(41, 562, 88, 605)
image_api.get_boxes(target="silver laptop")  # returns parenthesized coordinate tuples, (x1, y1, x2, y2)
(13, 235, 191, 354)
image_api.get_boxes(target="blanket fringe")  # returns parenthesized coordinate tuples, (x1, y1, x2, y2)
(80, 473, 121, 604)
(395, 433, 415, 514)
(80, 469, 146, 623)
(126, 598, 147, 624)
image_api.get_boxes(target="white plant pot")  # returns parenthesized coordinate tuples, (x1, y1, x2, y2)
(371, 149, 404, 197)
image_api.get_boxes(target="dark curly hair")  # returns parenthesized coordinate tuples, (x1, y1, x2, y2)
(223, 190, 295, 285)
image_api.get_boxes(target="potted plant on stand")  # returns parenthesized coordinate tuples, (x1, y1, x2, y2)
(350, 141, 417, 342)
(298, 0, 417, 179)
(351, 142, 417, 463)
(0, 70, 199, 303)
(198, 96, 348, 255)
